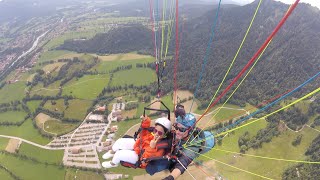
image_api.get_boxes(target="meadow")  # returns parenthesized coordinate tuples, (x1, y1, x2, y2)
(0, 111, 27, 123)
(0, 153, 65, 180)
(44, 120, 78, 135)
(198, 118, 318, 180)
(0, 119, 51, 145)
(110, 68, 156, 87)
(62, 74, 109, 100)
(0, 82, 26, 104)
(18, 143, 64, 164)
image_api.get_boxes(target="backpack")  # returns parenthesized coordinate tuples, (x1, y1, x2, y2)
(192, 128, 215, 154)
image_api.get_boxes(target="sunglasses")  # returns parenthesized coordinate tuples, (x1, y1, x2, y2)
(153, 128, 164, 136)
(173, 124, 189, 133)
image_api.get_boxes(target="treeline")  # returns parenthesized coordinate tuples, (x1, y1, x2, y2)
(238, 122, 280, 153)
(282, 135, 320, 179)
(279, 107, 308, 131)
(0, 100, 32, 126)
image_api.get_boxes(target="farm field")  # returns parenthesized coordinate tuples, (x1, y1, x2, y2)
(0, 111, 27, 123)
(93, 56, 154, 73)
(0, 119, 51, 145)
(26, 100, 42, 113)
(18, 143, 64, 164)
(44, 120, 78, 135)
(0, 138, 9, 150)
(110, 68, 156, 87)
(62, 74, 109, 100)
(0, 153, 65, 180)
(199, 119, 318, 180)
(0, 82, 26, 104)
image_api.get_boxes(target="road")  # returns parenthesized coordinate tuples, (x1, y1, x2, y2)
(0, 134, 63, 150)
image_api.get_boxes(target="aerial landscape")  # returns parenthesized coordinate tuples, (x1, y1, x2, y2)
(0, 0, 319, 179)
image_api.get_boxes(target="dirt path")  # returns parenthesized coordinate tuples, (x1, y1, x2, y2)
(0, 135, 62, 150)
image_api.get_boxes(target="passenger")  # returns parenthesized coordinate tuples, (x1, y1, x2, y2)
(102, 116, 172, 169)
(162, 113, 215, 180)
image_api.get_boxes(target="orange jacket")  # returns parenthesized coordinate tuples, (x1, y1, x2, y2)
(133, 116, 167, 168)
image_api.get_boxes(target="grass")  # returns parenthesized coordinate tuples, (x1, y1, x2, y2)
(0, 82, 26, 104)
(44, 120, 79, 135)
(113, 118, 142, 140)
(42, 62, 66, 73)
(0, 138, 9, 150)
(18, 143, 64, 164)
(93, 57, 154, 73)
(111, 68, 156, 87)
(0, 153, 65, 180)
(214, 108, 247, 122)
(198, 119, 319, 180)
(0, 119, 51, 145)
(30, 83, 59, 97)
(64, 99, 92, 120)
(41, 99, 91, 120)
(64, 169, 104, 180)
(44, 99, 66, 113)
(62, 74, 109, 100)
(26, 100, 42, 113)
(0, 168, 14, 180)
(0, 111, 27, 123)
(38, 50, 75, 63)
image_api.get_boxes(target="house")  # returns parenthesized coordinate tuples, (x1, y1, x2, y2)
(69, 148, 82, 154)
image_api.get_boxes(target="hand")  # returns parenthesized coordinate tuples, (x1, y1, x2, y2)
(162, 175, 174, 180)
(140, 115, 147, 121)
(150, 135, 160, 149)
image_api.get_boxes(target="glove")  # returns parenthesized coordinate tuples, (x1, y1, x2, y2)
(162, 175, 174, 180)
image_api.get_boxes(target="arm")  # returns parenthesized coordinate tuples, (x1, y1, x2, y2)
(163, 145, 200, 179)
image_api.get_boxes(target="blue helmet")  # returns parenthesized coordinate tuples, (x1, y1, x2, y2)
(176, 113, 196, 128)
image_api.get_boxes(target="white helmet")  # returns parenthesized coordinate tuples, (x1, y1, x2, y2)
(155, 117, 172, 132)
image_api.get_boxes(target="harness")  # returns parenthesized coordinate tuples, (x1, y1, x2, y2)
(121, 100, 172, 169)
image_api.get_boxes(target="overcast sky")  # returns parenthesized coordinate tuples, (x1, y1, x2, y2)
(0, 0, 319, 9)
(237, 0, 320, 8)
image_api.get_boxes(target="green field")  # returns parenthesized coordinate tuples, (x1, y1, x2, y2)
(18, 143, 64, 164)
(64, 169, 104, 180)
(64, 99, 92, 120)
(44, 120, 78, 135)
(113, 118, 142, 140)
(0, 138, 9, 150)
(93, 57, 154, 73)
(43, 98, 92, 120)
(0, 153, 65, 180)
(30, 83, 59, 97)
(38, 50, 76, 63)
(0, 119, 51, 145)
(62, 74, 109, 100)
(0, 111, 27, 123)
(111, 68, 156, 87)
(44, 99, 66, 113)
(0, 82, 26, 104)
(26, 100, 42, 113)
(198, 119, 319, 180)
(0, 168, 14, 180)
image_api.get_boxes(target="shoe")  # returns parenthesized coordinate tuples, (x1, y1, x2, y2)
(102, 161, 118, 168)
(102, 150, 114, 159)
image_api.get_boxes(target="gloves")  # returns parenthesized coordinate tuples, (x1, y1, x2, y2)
(162, 175, 174, 180)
